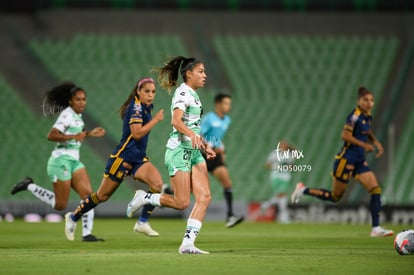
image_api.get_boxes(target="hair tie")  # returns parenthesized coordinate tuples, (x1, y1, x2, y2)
(70, 86, 80, 95)
(137, 77, 155, 90)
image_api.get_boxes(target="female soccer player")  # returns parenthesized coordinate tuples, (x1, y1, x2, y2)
(261, 140, 295, 224)
(201, 94, 244, 228)
(126, 56, 216, 254)
(64, 77, 165, 240)
(291, 87, 394, 237)
(11, 82, 105, 242)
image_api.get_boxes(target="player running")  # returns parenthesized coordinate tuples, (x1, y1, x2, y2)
(291, 87, 393, 237)
(126, 56, 216, 254)
(261, 140, 295, 224)
(200, 94, 244, 228)
(64, 77, 165, 240)
(11, 82, 105, 241)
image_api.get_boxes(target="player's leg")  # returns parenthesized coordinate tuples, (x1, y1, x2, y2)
(178, 160, 211, 254)
(211, 165, 243, 227)
(11, 156, 72, 209)
(292, 157, 351, 204)
(71, 165, 104, 242)
(261, 176, 280, 213)
(212, 166, 233, 215)
(126, 147, 192, 215)
(276, 193, 290, 223)
(65, 176, 119, 241)
(269, 178, 291, 223)
(65, 157, 124, 241)
(356, 170, 393, 237)
(132, 161, 163, 237)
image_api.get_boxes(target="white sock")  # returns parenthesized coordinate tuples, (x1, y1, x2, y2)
(181, 218, 202, 247)
(144, 193, 161, 206)
(81, 203, 94, 237)
(262, 196, 278, 210)
(277, 196, 290, 223)
(27, 183, 56, 208)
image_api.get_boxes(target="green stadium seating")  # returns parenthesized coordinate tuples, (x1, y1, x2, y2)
(213, 35, 399, 202)
(27, 34, 400, 205)
(383, 108, 414, 205)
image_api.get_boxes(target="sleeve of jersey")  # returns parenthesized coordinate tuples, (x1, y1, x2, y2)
(266, 151, 277, 164)
(344, 112, 359, 132)
(52, 112, 68, 132)
(129, 103, 143, 125)
(172, 90, 189, 112)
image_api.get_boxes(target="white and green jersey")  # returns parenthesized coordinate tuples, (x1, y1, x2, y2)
(267, 149, 294, 181)
(50, 106, 84, 160)
(166, 83, 203, 150)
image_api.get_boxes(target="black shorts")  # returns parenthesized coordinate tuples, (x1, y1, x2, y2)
(104, 155, 149, 184)
(204, 152, 225, 172)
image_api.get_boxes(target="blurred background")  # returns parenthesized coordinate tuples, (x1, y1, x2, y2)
(0, 0, 413, 224)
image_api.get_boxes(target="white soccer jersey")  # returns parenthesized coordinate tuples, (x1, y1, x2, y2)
(50, 106, 84, 160)
(267, 149, 294, 181)
(166, 83, 203, 149)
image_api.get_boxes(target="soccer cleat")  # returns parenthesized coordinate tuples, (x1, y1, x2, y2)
(291, 182, 306, 204)
(11, 177, 33, 195)
(64, 212, 77, 241)
(226, 215, 244, 228)
(82, 234, 104, 242)
(370, 226, 394, 237)
(126, 190, 147, 218)
(178, 245, 210, 255)
(133, 221, 160, 237)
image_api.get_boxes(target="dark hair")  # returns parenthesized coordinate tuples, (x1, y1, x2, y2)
(156, 56, 202, 93)
(45, 82, 84, 115)
(358, 86, 372, 98)
(119, 77, 155, 119)
(214, 93, 231, 103)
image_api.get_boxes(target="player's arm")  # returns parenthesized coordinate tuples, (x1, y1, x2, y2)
(368, 130, 384, 158)
(172, 108, 204, 149)
(47, 128, 86, 142)
(131, 109, 164, 141)
(341, 128, 375, 152)
(86, 127, 106, 138)
(203, 143, 216, 160)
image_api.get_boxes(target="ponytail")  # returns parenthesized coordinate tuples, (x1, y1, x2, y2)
(156, 56, 202, 94)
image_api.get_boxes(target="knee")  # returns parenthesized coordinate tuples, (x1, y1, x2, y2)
(197, 192, 211, 206)
(95, 191, 109, 203)
(149, 181, 163, 193)
(331, 192, 343, 203)
(223, 180, 232, 189)
(54, 201, 67, 211)
(369, 186, 382, 195)
(175, 198, 190, 210)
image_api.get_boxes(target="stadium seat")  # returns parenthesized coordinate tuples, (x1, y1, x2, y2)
(27, 34, 400, 204)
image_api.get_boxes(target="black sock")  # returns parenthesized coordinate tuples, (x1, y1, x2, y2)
(304, 188, 336, 202)
(370, 194, 381, 227)
(72, 193, 101, 222)
(224, 188, 233, 218)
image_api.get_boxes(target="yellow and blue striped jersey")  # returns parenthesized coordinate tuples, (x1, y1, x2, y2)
(110, 96, 153, 162)
(336, 106, 372, 161)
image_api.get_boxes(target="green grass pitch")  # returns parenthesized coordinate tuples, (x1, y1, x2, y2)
(0, 219, 412, 274)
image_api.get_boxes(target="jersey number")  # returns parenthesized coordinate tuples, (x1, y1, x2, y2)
(183, 149, 192, 160)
